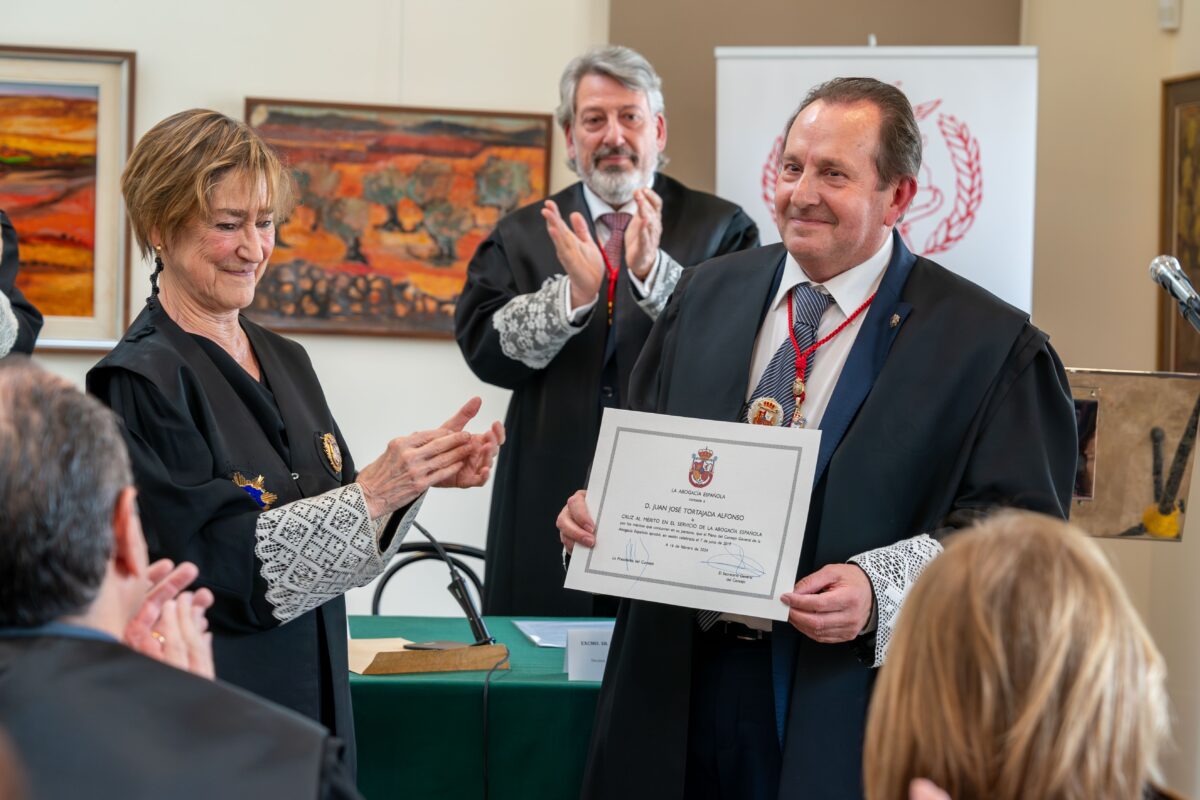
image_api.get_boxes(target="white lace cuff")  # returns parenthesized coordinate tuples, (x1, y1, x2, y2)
(848, 534, 943, 668)
(0, 291, 16, 358)
(562, 274, 598, 324)
(635, 251, 683, 321)
(627, 250, 661, 298)
(254, 483, 424, 624)
(492, 275, 586, 369)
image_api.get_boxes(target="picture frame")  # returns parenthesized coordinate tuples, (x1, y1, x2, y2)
(1158, 72, 1200, 372)
(1067, 368, 1200, 541)
(245, 97, 553, 339)
(0, 44, 135, 351)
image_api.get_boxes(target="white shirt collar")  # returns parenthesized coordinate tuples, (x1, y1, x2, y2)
(581, 178, 652, 220)
(772, 233, 895, 316)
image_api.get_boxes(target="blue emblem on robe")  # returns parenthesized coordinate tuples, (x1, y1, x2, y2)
(232, 472, 277, 510)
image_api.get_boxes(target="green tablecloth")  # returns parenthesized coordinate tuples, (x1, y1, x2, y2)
(349, 616, 605, 800)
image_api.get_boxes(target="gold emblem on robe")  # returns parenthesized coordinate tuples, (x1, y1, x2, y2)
(321, 432, 343, 473)
(232, 472, 277, 510)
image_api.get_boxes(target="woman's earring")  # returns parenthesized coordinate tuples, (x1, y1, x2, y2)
(150, 245, 164, 297)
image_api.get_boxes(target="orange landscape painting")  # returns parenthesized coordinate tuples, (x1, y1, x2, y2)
(0, 82, 98, 317)
(246, 99, 551, 337)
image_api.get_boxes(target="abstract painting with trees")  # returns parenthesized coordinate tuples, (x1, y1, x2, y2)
(246, 98, 551, 337)
(0, 81, 99, 317)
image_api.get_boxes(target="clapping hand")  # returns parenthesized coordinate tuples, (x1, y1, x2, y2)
(624, 188, 663, 279)
(542, 199, 604, 308)
(124, 559, 215, 679)
(358, 397, 505, 517)
(433, 398, 505, 490)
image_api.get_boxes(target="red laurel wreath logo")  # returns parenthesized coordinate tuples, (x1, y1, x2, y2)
(760, 94, 984, 257)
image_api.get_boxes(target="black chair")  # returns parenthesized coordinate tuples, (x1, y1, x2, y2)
(371, 540, 486, 615)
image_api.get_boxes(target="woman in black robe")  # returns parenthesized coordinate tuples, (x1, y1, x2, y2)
(87, 109, 503, 773)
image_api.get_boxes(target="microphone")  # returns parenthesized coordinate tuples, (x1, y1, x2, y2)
(1150, 255, 1200, 333)
(415, 521, 495, 646)
(379, 512, 495, 647)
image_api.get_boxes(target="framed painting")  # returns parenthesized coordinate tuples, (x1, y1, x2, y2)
(1159, 73, 1200, 371)
(245, 98, 552, 338)
(0, 45, 135, 351)
(1067, 369, 1200, 541)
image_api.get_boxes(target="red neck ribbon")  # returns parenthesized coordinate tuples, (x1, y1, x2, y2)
(597, 242, 620, 326)
(786, 287, 876, 409)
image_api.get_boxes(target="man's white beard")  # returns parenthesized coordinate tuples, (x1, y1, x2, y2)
(580, 165, 648, 208)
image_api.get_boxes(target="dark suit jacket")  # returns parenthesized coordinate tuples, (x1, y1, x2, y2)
(456, 173, 759, 616)
(0, 632, 359, 799)
(581, 235, 1078, 799)
(0, 211, 43, 355)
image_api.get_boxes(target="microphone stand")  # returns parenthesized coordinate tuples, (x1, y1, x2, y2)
(378, 512, 495, 648)
(1175, 296, 1200, 335)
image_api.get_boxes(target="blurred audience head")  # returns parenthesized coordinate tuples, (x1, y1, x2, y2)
(864, 510, 1169, 800)
(0, 357, 145, 629)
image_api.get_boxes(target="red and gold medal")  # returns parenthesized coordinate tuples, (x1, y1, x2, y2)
(747, 397, 784, 426)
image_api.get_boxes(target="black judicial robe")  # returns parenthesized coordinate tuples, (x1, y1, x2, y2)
(580, 236, 1078, 799)
(456, 173, 759, 616)
(87, 300, 360, 770)
(0, 210, 43, 355)
(0, 633, 360, 799)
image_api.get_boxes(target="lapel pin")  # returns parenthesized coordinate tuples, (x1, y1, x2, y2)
(889, 313, 901, 329)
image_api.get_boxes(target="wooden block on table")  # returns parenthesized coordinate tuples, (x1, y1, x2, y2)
(349, 637, 510, 675)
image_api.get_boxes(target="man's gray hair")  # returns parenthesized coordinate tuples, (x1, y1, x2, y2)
(556, 45, 666, 172)
(0, 357, 132, 626)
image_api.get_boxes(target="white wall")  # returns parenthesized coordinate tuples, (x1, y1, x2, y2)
(1151, 8, 1200, 790)
(6, 0, 609, 616)
(1024, 0, 1200, 792)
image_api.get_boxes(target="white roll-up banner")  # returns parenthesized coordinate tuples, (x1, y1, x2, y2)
(716, 46, 1037, 312)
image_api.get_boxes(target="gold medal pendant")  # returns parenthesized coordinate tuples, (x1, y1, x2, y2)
(747, 397, 784, 426)
(790, 378, 807, 429)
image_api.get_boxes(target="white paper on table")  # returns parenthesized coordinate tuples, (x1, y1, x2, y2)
(512, 619, 616, 648)
(564, 626, 613, 681)
(565, 409, 820, 620)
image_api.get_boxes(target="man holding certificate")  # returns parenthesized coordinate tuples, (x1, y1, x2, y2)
(557, 78, 1077, 800)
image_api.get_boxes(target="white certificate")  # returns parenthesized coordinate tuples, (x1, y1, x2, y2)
(565, 409, 820, 620)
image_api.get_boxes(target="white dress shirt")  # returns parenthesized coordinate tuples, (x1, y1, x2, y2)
(723, 235, 892, 632)
(745, 235, 894, 429)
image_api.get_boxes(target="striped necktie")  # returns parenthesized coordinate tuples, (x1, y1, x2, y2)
(744, 284, 832, 425)
(698, 284, 831, 631)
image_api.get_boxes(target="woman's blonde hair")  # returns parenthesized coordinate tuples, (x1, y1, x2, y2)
(864, 511, 1169, 800)
(121, 108, 294, 258)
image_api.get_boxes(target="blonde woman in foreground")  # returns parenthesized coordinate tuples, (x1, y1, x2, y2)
(864, 511, 1181, 800)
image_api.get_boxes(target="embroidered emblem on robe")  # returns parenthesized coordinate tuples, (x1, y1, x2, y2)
(233, 472, 277, 510)
(321, 432, 343, 474)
